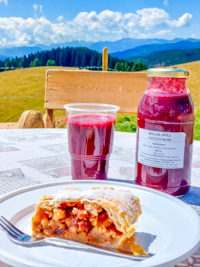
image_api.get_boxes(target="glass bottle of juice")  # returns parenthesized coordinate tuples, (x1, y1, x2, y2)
(135, 68, 195, 197)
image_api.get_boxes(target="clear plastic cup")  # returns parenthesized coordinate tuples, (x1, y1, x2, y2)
(64, 103, 119, 180)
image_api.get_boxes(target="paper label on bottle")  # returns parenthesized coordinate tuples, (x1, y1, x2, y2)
(138, 128, 186, 169)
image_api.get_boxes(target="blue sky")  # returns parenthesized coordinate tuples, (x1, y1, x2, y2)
(0, 0, 199, 48)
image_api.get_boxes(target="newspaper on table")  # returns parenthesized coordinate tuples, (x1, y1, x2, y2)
(0, 129, 199, 213)
(0, 129, 136, 195)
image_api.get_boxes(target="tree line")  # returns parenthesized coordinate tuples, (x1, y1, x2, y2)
(0, 46, 147, 71)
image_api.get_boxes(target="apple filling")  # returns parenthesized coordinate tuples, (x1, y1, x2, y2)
(32, 201, 124, 247)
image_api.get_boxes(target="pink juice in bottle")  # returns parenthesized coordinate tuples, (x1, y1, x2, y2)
(67, 113, 116, 180)
(135, 69, 195, 197)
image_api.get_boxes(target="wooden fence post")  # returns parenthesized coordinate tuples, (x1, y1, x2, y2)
(102, 47, 108, 71)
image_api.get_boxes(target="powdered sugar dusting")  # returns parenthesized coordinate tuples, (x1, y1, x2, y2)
(47, 187, 141, 220)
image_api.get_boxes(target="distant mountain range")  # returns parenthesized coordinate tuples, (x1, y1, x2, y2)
(0, 46, 42, 60)
(128, 47, 200, 67)
(1, 38, 200, 60)
(36, 38, 186, 53)
(1, 38, 200, 67)
(0, 55, 8, 61)
(110, 40, 200, 59)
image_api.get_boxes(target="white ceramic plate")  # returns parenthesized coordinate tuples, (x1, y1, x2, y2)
(0, 180, 200, 267)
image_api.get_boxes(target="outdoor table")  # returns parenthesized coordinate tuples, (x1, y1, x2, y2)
(0, 128, 199, 267)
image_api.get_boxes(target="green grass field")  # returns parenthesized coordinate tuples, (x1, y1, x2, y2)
(0, 63, 200, 139)
(115, 110, 200, 140)
(0, 66, 74, 122)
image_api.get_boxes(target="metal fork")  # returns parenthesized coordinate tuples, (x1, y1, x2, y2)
(0, 215, 153, 260)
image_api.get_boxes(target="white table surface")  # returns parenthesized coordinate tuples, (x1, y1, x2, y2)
(0, 129, 199, 267)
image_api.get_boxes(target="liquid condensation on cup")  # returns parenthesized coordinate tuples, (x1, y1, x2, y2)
(135, 68, 195, 197)
(64, 104, 119, 180)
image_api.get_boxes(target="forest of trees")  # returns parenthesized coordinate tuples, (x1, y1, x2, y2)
(0, 46, 147, 72)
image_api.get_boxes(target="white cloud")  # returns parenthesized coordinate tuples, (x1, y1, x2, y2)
(0, 0, 7, 4)
(73, 10, 127, 34)
(191, 33, 197, 38)
(57, 15, 64, 22)
(163, 0, 169, 6)
(33, 4, 43, 16)
(136, 8, 170, 29)
(167, 13, 192, 27)
(0, 8, 193, 48)
(138, 30, 174, 39)
(33, 4, 38, 12)
(73, 8, 192, 33)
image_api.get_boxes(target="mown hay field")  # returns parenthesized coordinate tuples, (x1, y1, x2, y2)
(0, 62, 200, 139)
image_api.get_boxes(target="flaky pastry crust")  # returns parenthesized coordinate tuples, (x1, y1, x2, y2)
(32, 187, 146, 255)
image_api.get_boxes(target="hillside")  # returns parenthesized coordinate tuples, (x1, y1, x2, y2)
(0, 66, 72, 122)
(128, 47, 200, 67)
(110, 40, 200, 59)
(176, 61, 200, 110)
(0, 62, 200, 124)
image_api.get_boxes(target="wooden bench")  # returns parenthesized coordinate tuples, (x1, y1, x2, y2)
(18, 69, 148, 128)
(44, 69, 148, 127)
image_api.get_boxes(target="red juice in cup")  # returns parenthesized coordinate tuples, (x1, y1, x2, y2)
(64, 104, 119, 180)
(135, 69, 195, 196)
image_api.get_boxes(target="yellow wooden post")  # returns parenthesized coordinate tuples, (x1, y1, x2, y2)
(102, 47, 108, 71)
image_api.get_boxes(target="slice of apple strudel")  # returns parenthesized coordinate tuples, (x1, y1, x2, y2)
(32, 187, 147, 255)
